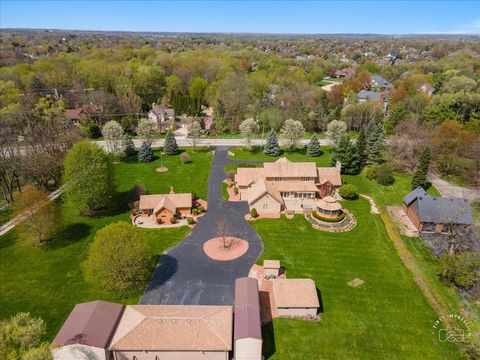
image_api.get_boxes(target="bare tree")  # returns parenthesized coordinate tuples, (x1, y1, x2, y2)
(186, 120, 204, 152)
(215, 219, 232, 249)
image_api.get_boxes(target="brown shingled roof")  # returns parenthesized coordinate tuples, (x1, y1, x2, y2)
(317, 167, 342, 186)
(234, 278, 262, 341)
(109, 305, 233, 351)
(53, 300, 124, 349)
(139, 193, 192, 213)
(264, 162, 318, 178)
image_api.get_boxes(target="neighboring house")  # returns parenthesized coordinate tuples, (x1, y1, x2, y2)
(109, 305, 233, 360)
(263, 259, 281, 278)
(148, 102, 176, 131)
(357, 89, 388, 111)
(234, 158, 342, 215)
(234, 277, 262, 360)
(403, 187, 473, 236)
(64, 103, 104, 124)
(418, 83, 435, 96)
(273, 279, 320, 317)
(138, 191, 192, 224)
(370, 75, 394, 91)
(331, 67, 355, 78)
(52, 300, 124, 360)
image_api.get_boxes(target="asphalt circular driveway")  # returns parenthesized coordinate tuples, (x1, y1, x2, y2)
(140, 147, 264, 305)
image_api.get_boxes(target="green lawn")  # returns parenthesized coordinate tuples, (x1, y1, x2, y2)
(0, 148, 212, 340)
(115, 148, 213, 199)
(228, 146, 333, 167)
(253, 201, 461, 360)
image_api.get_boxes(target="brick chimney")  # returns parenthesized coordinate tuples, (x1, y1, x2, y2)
(379, 92, 385, 104)
(170, 186, 175, 194)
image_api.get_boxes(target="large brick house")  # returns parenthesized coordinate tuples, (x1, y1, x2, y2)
(234, 158, 342, 214)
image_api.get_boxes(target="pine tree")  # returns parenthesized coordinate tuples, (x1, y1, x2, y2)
(306, 134, 322, 157)
(331, 135, 361, 175)
(30, 75, 48, 96)
(263, 129, 280, 156)
(356, 127, 367, 166)
(365, 122, 384, 165)
(138, 141, 154, 162)
(163, 130, 179, 155)
(411, 147, 432, 189)
(124, 137, 136, 157)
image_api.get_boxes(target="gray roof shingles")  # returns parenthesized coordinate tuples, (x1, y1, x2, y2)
(403, 186, 428, 206)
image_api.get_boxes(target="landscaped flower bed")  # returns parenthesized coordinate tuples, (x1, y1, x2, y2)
(312, 211, 345, 223)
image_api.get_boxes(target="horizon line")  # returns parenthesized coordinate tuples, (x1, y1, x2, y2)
(1, 27, 479, 37)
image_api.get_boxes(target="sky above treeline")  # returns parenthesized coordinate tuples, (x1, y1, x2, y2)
(1, 1, 479, 35)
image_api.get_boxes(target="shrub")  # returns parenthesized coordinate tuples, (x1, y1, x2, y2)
(365, 165, 379, 180)
(180, 152, 191, 164)
(312, 211, 345, 222)
(440, 252, 480, 290)
(197, 205, 205, 213)
(339, 184, 358, 199)
(186, 217, 195, 225)
(234, 186, 239, 195)
(170, 216, 177, 224)
(85, 120, 101, 139)
(374, 163, 395, 186)
(83, 222, 152, 295)
(127, 184, 146, 210)
(192, 208, 199, 216)
(250, 208, 258, 218)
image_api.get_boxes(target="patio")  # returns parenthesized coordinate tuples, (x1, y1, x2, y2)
(132, 214, 190, 229)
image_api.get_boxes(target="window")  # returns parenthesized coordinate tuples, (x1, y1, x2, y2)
(301, 177, 310, 181)
(263, 203, 268, 210)
(274, 177, 281, 181)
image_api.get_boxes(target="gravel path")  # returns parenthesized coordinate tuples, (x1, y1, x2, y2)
(428, 172, 480, 202)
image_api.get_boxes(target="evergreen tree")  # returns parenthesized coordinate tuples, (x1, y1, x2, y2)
(365, 122, 384, 164)
(124, 136, 136, 157)
(356, 127, 367, 165)
(263, 129, 280, 156)
(306, 134, 322, 157)
(411, 147, 432, 189)
(331, 135, 361, 175)
(30, 75, 48, 96)
(163, 130, 179, 155)
(138, 141, 154, 162)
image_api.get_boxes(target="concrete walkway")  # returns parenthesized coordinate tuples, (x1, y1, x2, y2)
(0, 189, 62, 237)
(140, 147, 264, 305)
(428, 172, 480, 202)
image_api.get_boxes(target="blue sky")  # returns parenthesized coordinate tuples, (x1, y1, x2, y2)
(1, 1, 479, 34)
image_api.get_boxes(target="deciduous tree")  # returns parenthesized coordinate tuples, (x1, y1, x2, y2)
(281, 119, 304, 148)
(239, 118, 259, 148)
(83, 221, 152, 294)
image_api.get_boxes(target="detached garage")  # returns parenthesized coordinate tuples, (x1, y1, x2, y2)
(273, 279, 319, 317)
(234, 277, 262, 360)
(52, 300, 124, 360)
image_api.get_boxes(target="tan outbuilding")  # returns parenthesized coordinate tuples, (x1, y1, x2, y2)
(263, 260, 281, 278)
(109, 305, 233, 360)
(138, 193, 192, 224)
(273, 279, 320, 317)
(234, 277, 262, 360)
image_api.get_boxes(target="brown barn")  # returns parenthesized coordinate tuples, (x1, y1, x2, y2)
(403, 187, 473, 235)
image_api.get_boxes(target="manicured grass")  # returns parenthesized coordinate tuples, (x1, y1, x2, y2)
(252, 200, 461, 359)
(114, 148, 213, 200)
(344, 170, 441, 207)
(222, 182, 229, 200)
(0, 148, 212, 340)
(228, 146, 333, 167)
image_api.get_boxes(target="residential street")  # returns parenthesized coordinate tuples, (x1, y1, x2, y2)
(94, 136, 334, 150)
(140, 147, 264, 305)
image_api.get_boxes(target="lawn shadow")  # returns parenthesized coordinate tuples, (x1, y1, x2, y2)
(0, 232, 17, 249)
(100, 191, 131, 217)
(48, 222, 92, 249)
(316, 287, 324, 314)
(262, 321, 276, 359)
(145, 254, 178, 290)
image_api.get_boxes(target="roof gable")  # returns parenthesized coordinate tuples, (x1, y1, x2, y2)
(53, 301, 124, 348)
(403, 186, 428, 206)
